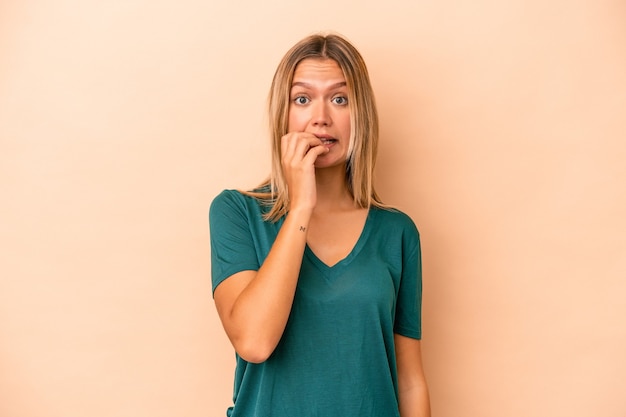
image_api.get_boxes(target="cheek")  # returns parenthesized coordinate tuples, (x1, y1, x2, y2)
(287, 108, 302, 132)
(339, 113, 351, 137)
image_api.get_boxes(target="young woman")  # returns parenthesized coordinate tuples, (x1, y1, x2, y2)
(209, 33, 430, 417)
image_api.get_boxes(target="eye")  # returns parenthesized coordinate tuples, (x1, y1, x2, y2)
(293, 96, 310, 105)
(332, 96, 348, 105)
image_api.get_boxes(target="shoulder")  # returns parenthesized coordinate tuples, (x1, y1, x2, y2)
(209, 188, 272, 223)
(370, 207, 421, 257)
(209, 189, 247, 216)
(210, 187, 270, 209)
(372, 206, 420, 236)
(211, 188, 246, 206)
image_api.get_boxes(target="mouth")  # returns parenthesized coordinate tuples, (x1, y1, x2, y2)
(314, 134, 337, 146)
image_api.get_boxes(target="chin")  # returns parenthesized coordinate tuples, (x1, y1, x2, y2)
(314, 158, 347, 170)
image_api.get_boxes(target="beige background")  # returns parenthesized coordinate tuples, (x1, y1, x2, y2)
(1, 0, 625, 416)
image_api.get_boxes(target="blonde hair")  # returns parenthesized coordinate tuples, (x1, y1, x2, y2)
(247, 32, 386, 221)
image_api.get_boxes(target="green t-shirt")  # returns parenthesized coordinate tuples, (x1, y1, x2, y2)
(209, 189, 422, 417)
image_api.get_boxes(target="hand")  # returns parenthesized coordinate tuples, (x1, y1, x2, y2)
(281, 132, 329, 211)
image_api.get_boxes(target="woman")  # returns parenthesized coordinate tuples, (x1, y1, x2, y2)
(209, 32, 430, 417)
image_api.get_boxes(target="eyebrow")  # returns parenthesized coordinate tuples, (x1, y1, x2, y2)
(290, 81, 347, 89)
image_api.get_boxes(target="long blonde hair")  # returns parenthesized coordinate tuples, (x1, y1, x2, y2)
(247, 33, 385, 221)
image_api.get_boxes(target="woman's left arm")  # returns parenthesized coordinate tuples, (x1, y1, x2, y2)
(395, 334, 431, 417)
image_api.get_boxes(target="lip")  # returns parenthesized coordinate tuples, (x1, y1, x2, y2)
(313, 134, 337, 147)
(314, 134, 334, 140)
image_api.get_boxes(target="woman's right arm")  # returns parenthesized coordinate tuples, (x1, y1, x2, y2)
(212, 133, 327, 363)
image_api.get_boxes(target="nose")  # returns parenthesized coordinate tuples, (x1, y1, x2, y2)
(311, 101, 331, 127)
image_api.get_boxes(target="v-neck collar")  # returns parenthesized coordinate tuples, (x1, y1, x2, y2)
(304, 208, 376, 274)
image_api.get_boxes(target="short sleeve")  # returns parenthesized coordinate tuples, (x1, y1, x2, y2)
(209, 190, 261, 295)
(393, 223, 423, 340)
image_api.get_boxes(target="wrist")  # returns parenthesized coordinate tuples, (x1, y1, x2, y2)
(284, 206, 313, 230)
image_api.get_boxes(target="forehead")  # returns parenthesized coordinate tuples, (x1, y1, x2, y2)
(292, 58, 346, 85)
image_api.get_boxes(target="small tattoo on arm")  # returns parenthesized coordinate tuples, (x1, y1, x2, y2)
(299, 226, 306, 232)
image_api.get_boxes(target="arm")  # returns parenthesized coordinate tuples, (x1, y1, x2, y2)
(213, 133, 327, 363)
(395, 334, 431, 417)
(214, 207, 311, 363)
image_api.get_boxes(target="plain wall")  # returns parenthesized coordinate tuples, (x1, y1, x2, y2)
(1, 1, 625, 416)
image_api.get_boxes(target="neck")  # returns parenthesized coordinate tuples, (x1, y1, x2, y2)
(314, 164, 354, 211)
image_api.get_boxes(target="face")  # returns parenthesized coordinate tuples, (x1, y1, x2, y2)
(288, 58, 351, 168)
